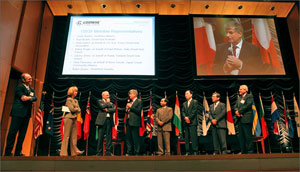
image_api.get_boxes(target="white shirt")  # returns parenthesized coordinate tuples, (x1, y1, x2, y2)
(187, 98, 192, 107)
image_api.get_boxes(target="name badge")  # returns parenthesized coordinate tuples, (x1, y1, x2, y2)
(30, 92, 34, 97)
(240, 100, 245, 104)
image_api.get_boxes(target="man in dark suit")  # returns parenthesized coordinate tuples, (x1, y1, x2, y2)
(235, 85, 254, 154)
(212, 21, 264, 75)
(125, 89, 142, 156)
(182, 90, 199, 155)
(155, 98, 173, 156)
(208, 92, 227, 155)
(5, 73, 37, 156)
(95, 91, 116, 156)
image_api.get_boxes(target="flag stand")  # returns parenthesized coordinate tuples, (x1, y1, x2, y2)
(267, 136, 272, 154)
(34, 137, 39, 156)
(85, 136, 89, 156)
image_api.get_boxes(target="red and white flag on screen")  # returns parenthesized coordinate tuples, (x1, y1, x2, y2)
(251, 19, 282, 73)
(193, 17, 216, 75)
(226, 95, 236, 135)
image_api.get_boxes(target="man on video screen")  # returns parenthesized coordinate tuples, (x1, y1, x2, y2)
(212, 21, 264, 75)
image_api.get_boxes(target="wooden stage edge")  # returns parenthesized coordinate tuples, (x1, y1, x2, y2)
(1, 153, 299, 171)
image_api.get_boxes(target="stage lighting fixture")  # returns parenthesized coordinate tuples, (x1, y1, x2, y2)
(270, 6, 275, 11)
(67, 4, 72, 9)
(238, 5, 243, 9)
(171, 4, 176, 8)
(102, 4, 107, 9)
(136, 3, 141, 8)
(205, 4, 209, 9)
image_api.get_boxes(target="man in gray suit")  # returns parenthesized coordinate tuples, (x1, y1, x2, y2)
(235, 85, 254, 154)
(155, 98, 173, 156)
(95, 91, 116, 156)
(5, 73, 37, 156)
(182, 90, 199, 155)
(125, 89, 143, 156)
(208, 92, 227, 155)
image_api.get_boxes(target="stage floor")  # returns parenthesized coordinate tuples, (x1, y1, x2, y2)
(1, 153, 299, 171)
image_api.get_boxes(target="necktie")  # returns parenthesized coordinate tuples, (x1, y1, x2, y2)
(214, 103, 217, 110)
(233, 45, 237, 57)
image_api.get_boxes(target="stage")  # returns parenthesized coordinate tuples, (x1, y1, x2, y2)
(1, 153, 299, 171)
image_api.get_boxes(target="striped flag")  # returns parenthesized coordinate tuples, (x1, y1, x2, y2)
(259, 95, 269, 139)
(34, 96, 44, 139)
(194, 17, 216, 75)
(271, 96, 280, 135)
(146, 106, 154, 139)
(252, 19, 282, 73)
(283, 94, 294, 138)
(173, 94, 182, 136)
(83, 101, 91, 140)
(202, 95, 211, 136)
(112, 99, 118, 139)
(252, 102, 262, 136)
(294, 95, 300, 137)
(226, 95, 236, 135)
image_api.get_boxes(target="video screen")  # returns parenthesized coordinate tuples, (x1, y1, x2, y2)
(62, 16, 155, 76)
(193, 17, 286, 76)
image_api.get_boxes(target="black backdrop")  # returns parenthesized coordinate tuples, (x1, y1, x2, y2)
(36, 15, 299, 156)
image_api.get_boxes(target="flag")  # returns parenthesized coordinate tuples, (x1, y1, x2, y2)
(112, 99, 118, 139)
(252, 102, 262, 137)
(139, 108, 145, 136)
(194, 17, 216, 75)
(294, 95, 300, 137)
(252, 19, 282, 73)
(124, 98, 130, 135)
(226, 95, 236, 135)
(283, 94, 294, 138)
(271, 96, 280, 135)
(202, 95, 211, 136)
(146, 106, 154, 139)
(139, 94, 145, 137)
(45, 102, 54, 136)
(286, 108, 294, 138)
(258, 95, 269, 139)
(34, 96, 44, 139)
(173, 94, 182, 136)
(76, 111, 83, 140)
(83, 102, 91, 140)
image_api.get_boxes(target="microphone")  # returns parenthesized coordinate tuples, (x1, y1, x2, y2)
(126, 98, 132, 112)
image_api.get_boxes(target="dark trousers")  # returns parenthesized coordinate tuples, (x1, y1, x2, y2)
(96, 118, 112, 155)
(126, 125, 140, 155)
(212, 127, 227, 153)
(5, 116, 30, 155)
(184, 125, 198, 154)
(238, 122, 253, 154)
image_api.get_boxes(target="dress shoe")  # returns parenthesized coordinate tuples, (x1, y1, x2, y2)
(221, 151, 228, 155)
(5, 152, 13, 156)
(247, 151, 254, 154)
(193, 152, 198, 155)
(106, 153, 114, 156)
(185, 153, 190, 156)
(213, 151, 220, 155)
(95, 153, 103, 156)
(155, 152, 163, 156)
(76, 150, 84, 155)
(15, 153, 25, 156)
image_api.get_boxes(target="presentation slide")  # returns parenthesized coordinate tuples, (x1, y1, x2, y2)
(193, 17, 286, 76)
(62, 16, 155, 76)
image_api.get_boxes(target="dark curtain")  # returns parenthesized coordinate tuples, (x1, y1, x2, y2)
(36, 15, 299, 156)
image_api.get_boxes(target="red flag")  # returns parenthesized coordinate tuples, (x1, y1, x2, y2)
(226, 95, 236, 135)
(139, 109, 145, 136)
(112, 100, 118, 139)
(83, 102, 91, 140)
(252, 19, 282, 73)
(259, 95, 269, 139)
(194, 17, 216, 75)
(60, 117, 64, 140)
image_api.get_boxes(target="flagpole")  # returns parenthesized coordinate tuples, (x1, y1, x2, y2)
(150, 90, 152, 155)
(48, 92, 55, 156)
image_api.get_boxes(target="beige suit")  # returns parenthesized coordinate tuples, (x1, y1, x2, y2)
(60, 97, 81, 156)
(155, 106, 173, 155)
